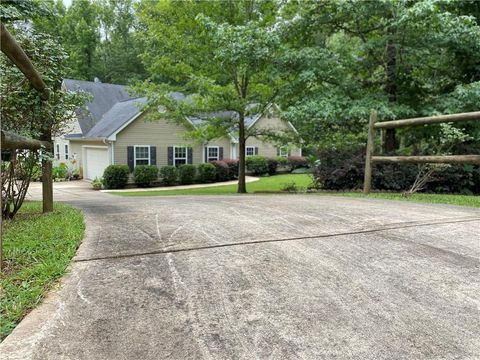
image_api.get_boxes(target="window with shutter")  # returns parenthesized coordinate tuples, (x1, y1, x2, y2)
(206, 146, 219, 161)
(173, 146, 188, 166)
(134, 145, 150, 166)
(246, 146, 255, 156)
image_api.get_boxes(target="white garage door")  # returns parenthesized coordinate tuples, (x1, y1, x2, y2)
(85, 147, 109, 180)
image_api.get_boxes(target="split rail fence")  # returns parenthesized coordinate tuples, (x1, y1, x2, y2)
(363, 111, 480, 194)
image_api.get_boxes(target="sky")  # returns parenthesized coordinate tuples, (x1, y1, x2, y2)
(62, 0, 72, 8)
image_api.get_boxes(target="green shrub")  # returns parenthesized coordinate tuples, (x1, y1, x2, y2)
(92, 177, 103, 190)
(31, 164, 42, 181)
(52, 163, 68, 180)
(159, 165, 178, 186)
(266, 158, 278, 175)
(246, 155, 268, 175)
(280, 181, 298, 193)
(223, 159, 239, 179)
(197, 163, 216, 183)
(276, 156, 289, 167)
(178, 164, 196, 185)
(103, 165, 129, 189)
(287, 156, 307, 170)
(134, 165, 158, 187)
(210, 160, 229, 181)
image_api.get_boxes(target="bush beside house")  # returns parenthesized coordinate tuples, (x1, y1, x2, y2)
(103, 165, 130, 189)
(134, 165, 158, 187)
(197, 163, 216, 183)
(178, 164, 196, 184)
(159, 165, 178, 186)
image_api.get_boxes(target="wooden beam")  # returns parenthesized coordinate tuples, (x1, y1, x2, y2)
(1, 130, 51, 150)
(371, 155, 480, 165)
(363, 111, 377, 194)
(0, 23, 49, 100)
(374, 111, 480, 129)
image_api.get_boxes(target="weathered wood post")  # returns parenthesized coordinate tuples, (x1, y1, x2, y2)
(41, 130, 53, 213)
(363, 110, 377, 194)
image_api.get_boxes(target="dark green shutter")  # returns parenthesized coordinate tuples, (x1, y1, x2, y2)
(187, 148, 193, 164)
(204, 147, 208, 162)
(150, 146, 157, 166)
(254, 147, 259, 155)
(127, 146, 134, 172)
(219, 147, 224, 160)
(168, 147, 173, 165)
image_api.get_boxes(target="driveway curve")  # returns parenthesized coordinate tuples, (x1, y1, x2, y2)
(1, 181, 479, 359)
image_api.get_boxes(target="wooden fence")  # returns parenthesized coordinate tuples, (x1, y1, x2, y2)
(363, 111, 480, 194)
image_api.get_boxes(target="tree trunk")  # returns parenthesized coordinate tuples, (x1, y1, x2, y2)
(237, 113, 247, 193)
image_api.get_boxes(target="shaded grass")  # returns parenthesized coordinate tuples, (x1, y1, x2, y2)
(335, 192, 480, 208)
(110, 173, 479, 208)
(0, 202, 85, 341)
(112, 174, 313, 196)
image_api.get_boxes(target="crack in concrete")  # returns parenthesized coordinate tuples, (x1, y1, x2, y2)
(73, 216, 480, 263)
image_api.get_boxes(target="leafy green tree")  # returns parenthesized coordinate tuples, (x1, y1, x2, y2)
(136, 0, 285, 193)
(278, 0, 480, 154)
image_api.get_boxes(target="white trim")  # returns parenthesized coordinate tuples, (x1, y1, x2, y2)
(206, 146, 219, 162)
(173, 146, 188, 166)
(231, 143, 237, 159)
(133, 145, 151, 167)
(278, 146, 289, 157)
(246, 146, 255, 156)
(107, 112, 144, 141)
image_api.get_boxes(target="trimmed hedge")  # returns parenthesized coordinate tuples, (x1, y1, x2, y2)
(197, 163, 216, 183)
(178, 164, 196, 185)
(210, 160, 230, 181)
(103, 165, 129, 189)
(287, 156, 307, 170)
(159, 165, 178, 186)
(266, 158, 278, 175)
(246, 155, 268, 175)
(223, 159, 239, 179)
(134, 165, 158, 187)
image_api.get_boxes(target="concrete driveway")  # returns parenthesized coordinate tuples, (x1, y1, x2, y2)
(1, 181, 479, 359)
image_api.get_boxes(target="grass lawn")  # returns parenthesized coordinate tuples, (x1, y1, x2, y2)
(111, 173, 480, 208)
(0, 202, 85, 341)
(112, 173, 314, 196)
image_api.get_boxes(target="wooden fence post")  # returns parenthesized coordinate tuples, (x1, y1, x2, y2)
(363, 110, 377, 194)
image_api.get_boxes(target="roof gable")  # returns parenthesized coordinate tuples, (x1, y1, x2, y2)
(63, 79, 132, 135)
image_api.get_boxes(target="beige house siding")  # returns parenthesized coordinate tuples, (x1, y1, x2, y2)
(114, 113, 233, 166)
(242, 115, 301, 158)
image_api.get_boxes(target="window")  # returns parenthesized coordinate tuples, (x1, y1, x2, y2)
(174, 146, 187, 166)
(207, 146, 219, 162)
(64, 144, 69, 160)
(246, 146, 255, 156)
(56, 144, 60, 160)
(134, 145, 150, 166)
(278, 146, 289, 157)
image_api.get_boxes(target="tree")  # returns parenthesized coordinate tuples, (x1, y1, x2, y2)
(278, 0, 480, 154)
(1, 3, 88, 218)
(136, 0, 286, 193)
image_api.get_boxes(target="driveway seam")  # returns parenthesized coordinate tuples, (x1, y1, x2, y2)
(73, 216, 480, 263)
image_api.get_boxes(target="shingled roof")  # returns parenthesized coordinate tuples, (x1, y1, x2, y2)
(63, 79, 132, 135)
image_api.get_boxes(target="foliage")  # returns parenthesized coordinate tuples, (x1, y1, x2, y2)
(178, 164, 196, 185)
(102, 164, 129, 189)
(266, 157, 278, 175)
(133, 165, 158, 187)
(275, 156, 288, 167)
(278, 0, 480, 152)
(280, 181, 298, 193)
(287, 156, 307, 170)
(223, 159, 239, 179)
(245, 156, 268, 175)
(210, 160, 230, 182)
(91, 177, 103, 190)
(159, 165, 178, 186)
(1, 151, 39, 219)
(196, 163, 216, 183)
(52, 163, 68, 180)
(0, 202, 84, 340)
(135, 0, 292, 192)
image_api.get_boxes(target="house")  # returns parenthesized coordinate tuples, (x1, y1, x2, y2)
(54, 79, 301, 180)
